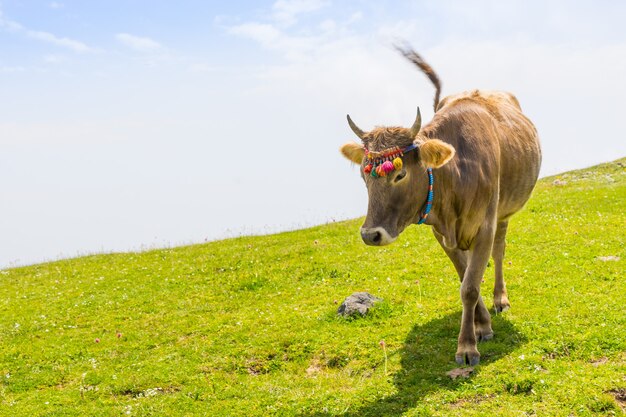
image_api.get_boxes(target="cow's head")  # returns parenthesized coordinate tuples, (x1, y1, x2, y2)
(340, 108, 455, 246)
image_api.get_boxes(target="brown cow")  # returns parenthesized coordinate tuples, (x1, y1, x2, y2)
(340, 47, 541, 365)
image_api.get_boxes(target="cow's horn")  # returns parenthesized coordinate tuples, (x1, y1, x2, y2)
(410, 107, 422, 137)
(347, 114, 365, 140)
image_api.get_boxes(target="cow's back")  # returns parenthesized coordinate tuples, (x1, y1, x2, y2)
(435, 90, 541, 221)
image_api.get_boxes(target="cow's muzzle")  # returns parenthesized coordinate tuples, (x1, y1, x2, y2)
(360, 227, 396, 246)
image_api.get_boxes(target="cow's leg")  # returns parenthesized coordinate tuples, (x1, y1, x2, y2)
(456, 223, 495, 366)
(473, 295, 493, 342)
(432, 229, 467, 279)
(433, 229, 492, 342)
(492, 220, 511, 312)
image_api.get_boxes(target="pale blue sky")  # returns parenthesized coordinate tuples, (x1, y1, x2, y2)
(2, 1, 625, 267)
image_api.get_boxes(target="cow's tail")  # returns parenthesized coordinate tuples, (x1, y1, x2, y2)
(395, 44, 442, 113)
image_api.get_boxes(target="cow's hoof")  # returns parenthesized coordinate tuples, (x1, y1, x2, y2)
(474, 322, 493, 342)
(477, 330, 494, 342)
(455, 348, 480, 366)
(495, 304, 510, 313)
(494, 297, 511, 313)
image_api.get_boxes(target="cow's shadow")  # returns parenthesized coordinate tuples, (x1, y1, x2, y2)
(302, 311, 525, 417)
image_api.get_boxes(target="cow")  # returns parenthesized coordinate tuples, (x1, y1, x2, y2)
(339, 47, 541, 366)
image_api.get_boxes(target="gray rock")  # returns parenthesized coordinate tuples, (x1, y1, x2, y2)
(337, 292, 382, 317)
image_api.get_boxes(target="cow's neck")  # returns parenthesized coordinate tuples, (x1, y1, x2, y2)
(415, 167, 458, 249)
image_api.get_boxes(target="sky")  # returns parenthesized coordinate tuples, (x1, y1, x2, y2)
(2, 0, 625, 268)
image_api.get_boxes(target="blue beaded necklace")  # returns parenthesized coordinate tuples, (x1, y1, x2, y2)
(417, 168, 434, 225)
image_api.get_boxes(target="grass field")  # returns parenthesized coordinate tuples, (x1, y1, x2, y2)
(1, 158, 625, 416)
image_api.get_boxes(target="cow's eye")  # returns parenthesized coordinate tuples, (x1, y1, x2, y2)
(394, 170, 407, 183)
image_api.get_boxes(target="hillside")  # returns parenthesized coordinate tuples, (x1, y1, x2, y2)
(1, 159, 625, 416)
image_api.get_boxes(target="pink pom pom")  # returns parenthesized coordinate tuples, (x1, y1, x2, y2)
(382, 160, 394, 173)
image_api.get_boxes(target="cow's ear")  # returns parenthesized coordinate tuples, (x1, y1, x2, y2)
(418, 139, 455, 168)
(340, 142, 365, 164)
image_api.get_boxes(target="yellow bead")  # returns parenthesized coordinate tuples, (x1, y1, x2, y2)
(393, 157, 403, 170)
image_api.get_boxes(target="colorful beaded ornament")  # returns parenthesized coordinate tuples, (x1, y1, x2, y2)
(364, 143, 418, 178)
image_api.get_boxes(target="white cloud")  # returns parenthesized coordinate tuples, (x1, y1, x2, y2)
(226, 2, 362, 63)
(347, 11, 362, 24)
(188, 63, 220, 73)
(272, 0, 329, 26)
(49, 2, 64, 9)
(116, 33, 161, 51)
(1, 9, 93, 52)
(228, 23, 282, 47)
(27, 30, 92, 53)
(43, 54, 64, 64)
(0, 65, 26, 73)
(377, 20, 420, 42)
(0, 11, 24, 31)
(318, 19, 336, 32)
(228, 21, 326, 63)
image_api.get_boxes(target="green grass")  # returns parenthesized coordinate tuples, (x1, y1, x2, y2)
(1, 158, 625, 416)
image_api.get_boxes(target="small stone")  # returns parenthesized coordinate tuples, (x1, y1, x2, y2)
(591, 357, 609, 367)
(552, 179, 567, 186)
(337, 292, 382, 317)
(446, 367, 474, 379)
(597, 255, 620, 262)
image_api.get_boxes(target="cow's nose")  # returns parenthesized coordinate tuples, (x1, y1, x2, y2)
(360, 228, 382, 246)
(360, 227, 397, 246)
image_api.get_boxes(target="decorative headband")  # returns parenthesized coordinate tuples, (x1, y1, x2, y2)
(364, 143, 418, 177)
